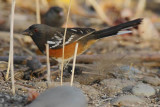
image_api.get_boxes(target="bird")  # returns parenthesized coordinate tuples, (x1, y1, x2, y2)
(42, 6, 65, 27)
(23, 18, 143, 65)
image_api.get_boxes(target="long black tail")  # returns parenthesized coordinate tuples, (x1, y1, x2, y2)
(90, 18, 143, 39)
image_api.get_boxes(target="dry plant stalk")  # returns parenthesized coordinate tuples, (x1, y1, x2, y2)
(6, 55, 11, 80)
(60, 0, 73, 85)
(134, 0, 146, 18)
(36, 0, 41, 24)
(36, 0, 51, 84)
(128, 63, 133, 73)
(9, 0, 16, 95)
(46, 44, 51, 83)
(70, 43, 78, 86)
(87, 0, 113, 26)
(124, 0, 131, 8)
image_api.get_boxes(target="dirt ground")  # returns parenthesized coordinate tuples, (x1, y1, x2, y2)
(0, 0, 160, 107)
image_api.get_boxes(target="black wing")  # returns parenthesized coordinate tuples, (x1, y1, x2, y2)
(47, 28, 95, 49)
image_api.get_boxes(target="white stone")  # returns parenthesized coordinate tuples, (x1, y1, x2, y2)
(132, 83, 155, 97)
(112, 95, 145, 106)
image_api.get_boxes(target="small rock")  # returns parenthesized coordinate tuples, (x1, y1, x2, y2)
(112, 95, 145, 106)
(0, 104, 3, 107)
(143, 76, 160, 86)
(119, 65, 141, 74)
(27, 86, 87, 107)
(5, 94, 11, 100)
(119, 65, 141, 80)
(132, 83, 155, 97)
(100, 79, 136, 96)
(81, 85, 100, 100)
(0, 97, 5, 103)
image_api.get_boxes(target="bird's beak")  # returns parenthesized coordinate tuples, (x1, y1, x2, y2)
(22, 28, 32, 36)
(59, 11, 64, 16)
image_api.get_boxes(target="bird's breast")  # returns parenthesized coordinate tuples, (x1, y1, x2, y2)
(49, 40, 96, 62)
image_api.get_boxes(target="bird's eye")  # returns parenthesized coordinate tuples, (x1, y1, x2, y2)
(34, 29, 38, 32)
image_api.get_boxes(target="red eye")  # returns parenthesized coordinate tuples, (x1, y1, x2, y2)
(34, 29, 38, 32)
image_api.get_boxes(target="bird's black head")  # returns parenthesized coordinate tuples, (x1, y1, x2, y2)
(49, 6, 64, 16)
(22, 24, 50, 38)
(23, 24, 52, 53)
(43, 6, 65, 27)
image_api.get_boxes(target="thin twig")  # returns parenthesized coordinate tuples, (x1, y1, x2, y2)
(6, 54, 11, 80)
(46, 44, 51, 84)
(36, 0, 51, 86)
(36, 0, 41, 24)
(61, 0, 73, 86)
(134, 0, 146, 18)
(10, 0, 16, 95)
(128, 63, 133, 73)
(70, 43, 78, 86)
(124, 0, 131, 8)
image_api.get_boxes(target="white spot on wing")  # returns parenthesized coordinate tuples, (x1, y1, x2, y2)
(65, 35, 74, 44)
(80, 30, 83, 34)
(70, 29, 77, 32)
(51, 40, 61, 48)
(55, 36, 62, 40)
(47, 41, 56, 44)
(117, 31, 132, 35)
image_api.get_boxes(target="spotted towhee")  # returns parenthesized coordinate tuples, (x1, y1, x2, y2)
(23, 18, 142, 63)
(42, 6, 65, 27)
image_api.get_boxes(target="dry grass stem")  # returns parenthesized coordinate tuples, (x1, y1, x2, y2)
(36, 0, 41, 24)
(128, 63, 133, 73)
(124, 0, 131, 8)
(70, 43, 78, 86)
(134, 0, 146, 18)
(6, 54, 11, 80)
(36, 0, 53, 85)
(46, 44, 51, 84)
(87, 0, 113, 25)
(9, 0, 16, 95)
(61, 0, 73, 85)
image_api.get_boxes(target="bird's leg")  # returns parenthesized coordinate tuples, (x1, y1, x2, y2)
(58, 59, 71, 70)
(58, 60, 69, 72)
(63, 59, 71, 70)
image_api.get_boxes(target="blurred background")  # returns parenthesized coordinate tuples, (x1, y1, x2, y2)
(0, 0, 160, 107)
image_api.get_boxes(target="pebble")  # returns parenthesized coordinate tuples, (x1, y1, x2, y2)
(119, 65, 141, 74)
(143, 76, 160, 86)
(119, 65, 141, 80)
(112, 95, 145, 107)
(132, 83, 155, 97)
(81, 85, 100, 100)
(0, 98, 5, 103)
(27, 86, 87, 107)
(0, 93, 27, 106)
(100, 78, 136, 96)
